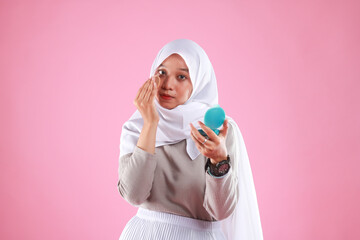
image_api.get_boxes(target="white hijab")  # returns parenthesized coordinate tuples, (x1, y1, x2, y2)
(119, 38, 218, 160)
(119, 39, 263, 239)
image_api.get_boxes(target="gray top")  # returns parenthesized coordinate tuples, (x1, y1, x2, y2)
(117, 123, 239, 221)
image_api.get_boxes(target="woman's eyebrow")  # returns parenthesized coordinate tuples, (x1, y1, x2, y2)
(159, 64, 189, 73)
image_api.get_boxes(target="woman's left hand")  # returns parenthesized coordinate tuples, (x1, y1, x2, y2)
(190, 119, 229, 164)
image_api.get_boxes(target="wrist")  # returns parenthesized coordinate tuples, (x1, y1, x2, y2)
(143, 121, 159, 128)
(210, 154, 228, 164)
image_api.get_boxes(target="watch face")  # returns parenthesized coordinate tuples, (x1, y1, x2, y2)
(206, 157, 231, 177)
(218, 163, 230, 173)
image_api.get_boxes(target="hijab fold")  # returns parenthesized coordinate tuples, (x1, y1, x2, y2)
(119, 39, 263, 240)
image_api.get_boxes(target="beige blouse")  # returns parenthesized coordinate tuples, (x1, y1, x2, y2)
(117, 123, 239, 221)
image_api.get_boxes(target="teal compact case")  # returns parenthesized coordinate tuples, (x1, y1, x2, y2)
(198, 104, 226, 137)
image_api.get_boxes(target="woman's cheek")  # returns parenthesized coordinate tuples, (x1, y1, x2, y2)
(187, 89, 192, 100)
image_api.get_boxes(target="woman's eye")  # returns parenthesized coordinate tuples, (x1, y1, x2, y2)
(178, 75, 186, 80)
(158, 70, 165, 75)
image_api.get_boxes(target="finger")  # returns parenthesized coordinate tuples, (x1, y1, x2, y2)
(153, 74, 160, 89)
(190, 123, 210, 146)
(151, 75, 158, 89)
(138, 78, 152, 101)
(143, 82, 152, 102)
(219, 119, 229, 138)
(198, 121, 219, 144)
(136, 78, 150, 100)
(190, 130, 205, 151)
(134, 79, 147, 102)
(144, 78, 154, 102)
(150, 78, 158, 100)
(190, 123, 204, 143)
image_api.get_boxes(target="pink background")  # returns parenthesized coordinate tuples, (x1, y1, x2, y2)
(1, 0, 359, 239)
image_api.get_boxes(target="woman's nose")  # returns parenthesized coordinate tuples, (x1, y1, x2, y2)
(160, 76, 176, 90)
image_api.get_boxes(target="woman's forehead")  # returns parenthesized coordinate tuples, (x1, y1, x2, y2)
(157, 53, 189, 71)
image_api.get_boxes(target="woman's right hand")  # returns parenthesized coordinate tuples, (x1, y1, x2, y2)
(133, 75, 159, 125)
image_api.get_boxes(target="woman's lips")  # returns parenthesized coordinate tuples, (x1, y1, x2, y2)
(160, 94, 173, 100)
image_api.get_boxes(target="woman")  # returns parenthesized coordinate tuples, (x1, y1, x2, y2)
(117, 39, 263, 239)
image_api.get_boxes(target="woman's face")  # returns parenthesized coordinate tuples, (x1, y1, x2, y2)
(154, 53, 193, 109)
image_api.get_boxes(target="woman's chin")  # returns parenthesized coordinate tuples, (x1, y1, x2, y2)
(158, 101, 176, 110)
(155, 96, 178, 110)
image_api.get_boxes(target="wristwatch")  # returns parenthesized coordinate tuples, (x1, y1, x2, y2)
(205, 155, 231, 177)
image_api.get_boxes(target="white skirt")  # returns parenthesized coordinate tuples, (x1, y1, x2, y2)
(119, 208, 226, 240)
